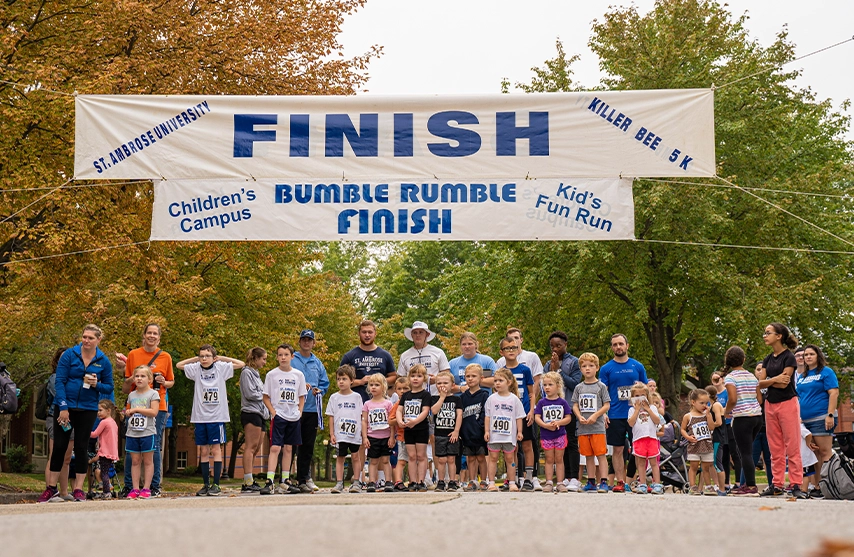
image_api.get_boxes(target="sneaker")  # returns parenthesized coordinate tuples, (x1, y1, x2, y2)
(407, 482, 418, 492)
(465, 481, 478, 492)
(207, 484, 222, 496)
(612, 481, 625, 493)
(72, 489, 86, 502)
(366, 481, 377, 493)
(128, 489, 141, 499)
(94, 492, 112, 500)
(283, 481, 301, 495)
(651, 483, 664, 495)
(487, 483, 499, 492)
(634, 484, 648, 495)
(809, 487, 824, 499)
(703, 485, 718, 496)
(689, 486, 701, 496)
(598, 481, 610, 493)
(760, 485, 785, 497)
(556, 483, 568, 493)
(479, 481, 488, 491)
(521, 479, 534, 492)
(139, 489, 151, 499)
(424, 478, 434, 489)
(196, 485, 209, 497)
(434, 480, 446, 492)
(330, 481, 344, 494)
(150, 487, 162, 498)
(567, 478, 582, 492)
(543, 481, 554, 493)
(582, 479, 597, 493)
(499, 481, 509, 492)
(241, 482, 262, 493)
(790, 485, 808, 500)
(86, 491, 96, 500)
(509, 482, 520, 492)
(417, 482, 427, 492)
(260, 479, 275, 495)
(117, 486, 132, 499)
(716, 489, 728, 496)
(448, 480, 460, 492)
(298, 483, 313, 494)
(38, 486, 59, 503)
(393, 481, 407, 492)
(532, 477, 543, 492)
(306, 478, 320, 492)
(61, 494, 75, 502)
(351, 482, 363, 494)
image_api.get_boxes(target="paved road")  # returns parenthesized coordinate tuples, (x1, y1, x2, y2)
(2, 491, 853, 556)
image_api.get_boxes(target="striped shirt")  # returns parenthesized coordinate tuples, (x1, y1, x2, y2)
(724, 369, 761, 417)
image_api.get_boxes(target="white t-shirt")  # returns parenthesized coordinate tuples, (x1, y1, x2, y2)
(326, 392, 363, 445)
(496, 349, 544, 377)
(627, 404, 661, 441)
(397, 344, 450, 395)
(800, 423, 819, 468)
(263, 368, 307, 422)
(485, 393, 526, 445)
(184, 361, 233, 423)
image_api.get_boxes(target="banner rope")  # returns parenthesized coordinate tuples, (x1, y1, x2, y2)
(0, 180, 151, 193)
(0, 241, 150, 266)
(642, 178, 851, 199)
(632, 238, 854, 255)
(0, 178, 73, 224)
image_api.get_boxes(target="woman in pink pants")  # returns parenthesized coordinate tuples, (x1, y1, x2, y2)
(757, 323, 806, 499)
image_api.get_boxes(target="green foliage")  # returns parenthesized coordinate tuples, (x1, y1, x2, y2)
(5, 445, 34, 473)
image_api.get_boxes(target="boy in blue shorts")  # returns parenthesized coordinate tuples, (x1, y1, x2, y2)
(326, 365, 364, 494)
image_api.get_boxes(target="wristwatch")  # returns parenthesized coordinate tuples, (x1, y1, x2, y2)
(828, 413, 834, 418)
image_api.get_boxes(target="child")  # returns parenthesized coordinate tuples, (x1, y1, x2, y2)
(498, 337, 535, 491)
(534, 371, 573, 492)
(705, 385, 727, 496)
(396, 364, 432, 492)
(363, 373, 395, 493)
(460, 364, 489, 491)
(389, 377, 410, 491)
(800, 423, 820, 493)
(571, 353, 611, 493)
(484, 367, 526, 492)
(90, 400, 118, 499)
(627, 382, 663, 495)
(124, 366, 160, 499)
(681, 388, 716, 496)
(261, 344, 306, 495)
(327, 365, 364, 494)
(178, 345, 244, 496)
(431, 371, 463, 491)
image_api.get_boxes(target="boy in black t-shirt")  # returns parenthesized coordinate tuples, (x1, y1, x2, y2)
(460, 364, 489, 491)
(431, 371, 463, 491)
(396, 364, 432, 492)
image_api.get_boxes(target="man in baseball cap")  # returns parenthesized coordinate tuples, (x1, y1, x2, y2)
(290, 329, 329, 492)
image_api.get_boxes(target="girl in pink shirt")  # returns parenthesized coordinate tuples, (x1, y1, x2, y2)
(91, 400, 119, 499)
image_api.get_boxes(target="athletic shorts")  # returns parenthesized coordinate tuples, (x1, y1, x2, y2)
(541, 435, 568, 450)
(241, 411, 268, 431)
(463, 444, 487, 456)
(803, 417, 837, 437)
(435, 435, 460, 457)
(633, 437, 660, 459)
(367, 436, 392, 459)
(488, 442, 516, 453)
(521, 419, 535, 442)
(337, 442, 361, 458)
(606, 417, 632, 446)
(404, 428, 429, 445)
(396, 440, 409, 462)
(687, 451, 714, 463)
(803, 464, 816, 477)
(45, 417, 55, 441)
(578, 433, 607, 457)
(126, 434, 156, 453)
(270, 416, 302, 447)
(194, 423, 227, 446)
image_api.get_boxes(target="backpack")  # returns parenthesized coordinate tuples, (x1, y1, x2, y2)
(34, 379, 50, 420)
(0, 363, 19, 415)
(820, 449, 854, 500)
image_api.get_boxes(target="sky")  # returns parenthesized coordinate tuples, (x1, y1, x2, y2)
(341, 0, 853, 129)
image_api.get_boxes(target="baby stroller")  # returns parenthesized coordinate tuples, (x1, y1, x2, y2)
(658, 422, 691, 493)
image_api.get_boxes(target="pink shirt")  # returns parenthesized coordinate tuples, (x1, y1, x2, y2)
(90, 417, 119, 460)
(362, 399, 393, 439)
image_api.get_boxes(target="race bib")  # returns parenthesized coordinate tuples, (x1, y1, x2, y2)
(338, 418, 358, 438)
(491, 416, 511, 435)
(617, 386, 632, 401)
(692, 422, 711, 441)
(368, 408, 389, 430)
(404, 399, 422, 419)
(542, 404, 564, 423)
(128, 414, 147, 432)
(578, 393, 598, 413)
(279, 387, 297, 404)
(202, 388, 220, 405)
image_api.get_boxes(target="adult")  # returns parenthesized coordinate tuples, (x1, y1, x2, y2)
(291, 329, 330, 493)
(340, 320, 396, 402)
(752, 363, 773, 485)
(396, 321, 450, 395)
(599, 333, 647, 493)
(542, 331, 582, 491)
(796, 344, 839, 497)
(43, 347, 73, 501)
(721, 346, 763, 496)
(448, 332, 496, 392)
(757, 322, 805, 498)
(646, 379, 657, 392)
(38, 325, 114, 503)
(116, 323, 174, 498)
(239, 347, 270, 492)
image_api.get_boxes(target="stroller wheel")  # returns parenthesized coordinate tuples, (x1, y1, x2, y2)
(682, 483, 691, 494)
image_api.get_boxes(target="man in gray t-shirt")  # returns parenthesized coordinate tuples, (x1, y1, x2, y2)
(571, 380, 610, 436)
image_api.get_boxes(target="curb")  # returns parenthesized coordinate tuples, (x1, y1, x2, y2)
(0, 492, 39, 505)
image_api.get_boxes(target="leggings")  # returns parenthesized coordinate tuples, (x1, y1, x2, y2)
(98, 456, 113, 492)
(50, 408, 98, 474)
(730, 415, 763, 487)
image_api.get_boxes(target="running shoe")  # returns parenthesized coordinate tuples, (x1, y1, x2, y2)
(790, 485, 808, 500)
(366, 481, 377, 493)
(196, 485, 209, 497)
(809, 487, 824, 499)
(651, 483, 664, 495)
(417, 482, 428, 492)
(298, 483, 313, 494)
(556, 483, 568, 493)
(260, 479, 275, 495)
(72, 489, 87, 502)
(716, 489, 727, 496)
(393, 481, 407, 492)
(349, 481, 363, 494)
(543, 481, 554, 493)
(282, 481, 300, 495)
(306, 479, 320, 492)
(760, 485, 785, 497)
(633, 484, 648, 495)
(407, 482, 418, 492)
(128, 489, 141, 499)
(582, 479, 597, 493)
(598, 481, 610, 493)
(37, 486, 58, 504)
(331, 481, 344, 494)
(487, 483, 499, 492)
(567, 478, 582, 492)
(434, 480, 446, 492)
(689, 486, 701, 496)
(703, 485, 718, 496)
(241, 482, 262, 493)
(150, 487, 162, 498)
(499, 481, 509, 492)
(612, 481, 625, 493)
(61, 494, 75, 502)
(521, 479, 534, 492)
(509, 482, 520, 492)
(730, 485, 758, 496)
(447, 480, 460, 492)
(93, 492, 112, 500)
(479, 480, 488, 491)
(532, 477, 543, 492)
(464, 481, 478, 492)
(139, 489, 151, 499)
(207, 484, 222, 496)
(384, 481, 394, 492)
(117, 486, 132, 499)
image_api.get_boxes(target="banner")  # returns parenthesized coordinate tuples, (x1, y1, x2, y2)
(75, 90, 714, 180)
(149, 178, 635, 241)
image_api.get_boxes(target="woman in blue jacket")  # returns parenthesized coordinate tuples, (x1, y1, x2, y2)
(39, 324, 114, 503)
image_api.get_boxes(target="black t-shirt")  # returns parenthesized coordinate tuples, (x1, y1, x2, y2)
(762, 350, 798, 403)
(399, 390, 432, 431)
(460, 389, 489, 447)
(431, 394, 461, 436)
(340, 346, 396, 401)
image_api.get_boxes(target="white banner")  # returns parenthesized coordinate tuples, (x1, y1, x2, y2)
(150, 178, 635, 241)
(75, 90, 714, 180)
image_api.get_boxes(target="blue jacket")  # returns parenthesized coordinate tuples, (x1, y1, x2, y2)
(54, 344, 114, 412)
(291, 352, 329, 413)
(544, 352, 582, 398)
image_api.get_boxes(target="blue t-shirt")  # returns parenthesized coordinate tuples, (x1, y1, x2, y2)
(449, 353, 497, 389)
(716, 388, 731, 425)
(508, 363, 534, 412)
(599, 358, 648, 419)
(796, 366, 839, 421)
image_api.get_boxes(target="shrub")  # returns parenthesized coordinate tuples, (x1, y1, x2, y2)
(6, 444, 34, 473)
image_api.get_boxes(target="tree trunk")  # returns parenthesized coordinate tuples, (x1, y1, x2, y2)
(643, 300, 694, 420)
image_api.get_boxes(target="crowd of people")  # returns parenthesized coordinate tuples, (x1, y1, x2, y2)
(36, 319, 841, 502)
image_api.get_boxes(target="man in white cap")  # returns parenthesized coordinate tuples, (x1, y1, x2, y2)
(397, 321, 450, 395)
